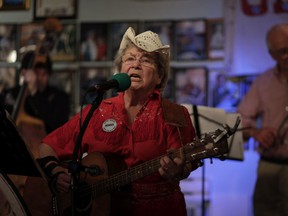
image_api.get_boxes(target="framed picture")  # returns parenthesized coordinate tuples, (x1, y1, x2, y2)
(174, 67, 208, 106)
(207, 18, 225, 60)
(50, 23, 76, 61)
(79, 67, 111, 105)
(0, 24, 17, 62)
(34, 0, 77, 20)
(0, 0, 29, 10)
(80, 23, 108, 61)
(143, 21, 174, 59)
(109, 22, 139, 60)
(209, 71, 258, 112)
(208, 71, 241, 112)
(174, 19, 207, 61)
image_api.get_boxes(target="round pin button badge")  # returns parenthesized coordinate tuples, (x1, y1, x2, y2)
(102, 119, 117, 132)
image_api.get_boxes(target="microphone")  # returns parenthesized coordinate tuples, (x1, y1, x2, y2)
(87, 73, 131, 92)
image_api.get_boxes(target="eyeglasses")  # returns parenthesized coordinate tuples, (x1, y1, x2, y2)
(122, 53, 156, 68)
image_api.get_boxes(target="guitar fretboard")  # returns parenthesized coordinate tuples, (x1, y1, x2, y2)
(77, 128, 228, 199)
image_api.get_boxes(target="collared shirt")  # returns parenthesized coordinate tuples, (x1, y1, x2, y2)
(238, 66, 288, 159)
(43, 90, 195, 179)
(43, 90, 195, 215)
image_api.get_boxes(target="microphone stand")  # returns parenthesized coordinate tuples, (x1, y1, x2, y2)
(192, 105, 205, 216)
(69, 91, 104, 216)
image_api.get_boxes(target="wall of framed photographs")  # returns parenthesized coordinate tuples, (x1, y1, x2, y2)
(0, 18, 259, 116)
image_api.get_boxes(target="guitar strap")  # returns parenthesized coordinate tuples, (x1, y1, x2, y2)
(162, 99, 187, 128)
(162, 99, 187, 147)
(162, 99, 195, 179)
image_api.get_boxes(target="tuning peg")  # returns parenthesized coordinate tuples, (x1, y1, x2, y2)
(197, 160, 204, 167)
(223, 116, 241, 136)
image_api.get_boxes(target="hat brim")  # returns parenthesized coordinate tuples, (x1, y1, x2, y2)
(119, 27, 170, 53)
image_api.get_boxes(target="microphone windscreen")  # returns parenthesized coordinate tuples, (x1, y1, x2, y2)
(113, 73, 131, 92)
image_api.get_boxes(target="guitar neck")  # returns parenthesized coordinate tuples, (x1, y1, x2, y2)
(90, 155, 163, 198)
(79, 128, 229, 200)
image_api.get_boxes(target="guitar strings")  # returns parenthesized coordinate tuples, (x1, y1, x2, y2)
(76, 131, 223, 198)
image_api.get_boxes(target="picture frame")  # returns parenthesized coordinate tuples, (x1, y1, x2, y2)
(209, 71, 258, 112)
(33, 0, 77, 20)
(208, 71, 241, 112)
(174, 67, 208, 106)
(79, 23, 108, 62)
(0, 0, 30, 10)
(49, 23, 76, 61)
(0, 24, 17, 62)
(207, 18, 225, 60)
(174, 19, 207, 61)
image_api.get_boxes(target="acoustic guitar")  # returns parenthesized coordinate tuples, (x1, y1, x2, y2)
(48, 126, 234, 216)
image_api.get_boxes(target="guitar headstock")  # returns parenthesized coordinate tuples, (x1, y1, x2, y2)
(183, 129, 229, 162)
(183, 116, 241, 162)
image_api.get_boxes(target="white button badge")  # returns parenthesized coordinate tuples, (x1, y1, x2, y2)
(102, 119, 117, 132)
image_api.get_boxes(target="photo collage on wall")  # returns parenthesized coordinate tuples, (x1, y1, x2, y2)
(19, 22, 77, 61)
(0, 19, 256, 115)
(0, 18, 227, 63)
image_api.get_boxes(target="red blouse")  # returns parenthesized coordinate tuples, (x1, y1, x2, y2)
(43, 90, 196, 216)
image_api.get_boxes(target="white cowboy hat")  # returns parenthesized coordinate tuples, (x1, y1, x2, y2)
(119, 27, 170, 54)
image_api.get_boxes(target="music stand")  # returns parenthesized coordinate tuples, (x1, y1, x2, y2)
(181, 104, 244, 216)
(0, 103, 45, 178)
(182, 104, 244, 160)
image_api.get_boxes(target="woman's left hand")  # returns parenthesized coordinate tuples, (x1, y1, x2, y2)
(158, 153, 185, 181)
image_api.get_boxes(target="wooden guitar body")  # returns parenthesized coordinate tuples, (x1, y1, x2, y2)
(23, 152, 130, 216)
